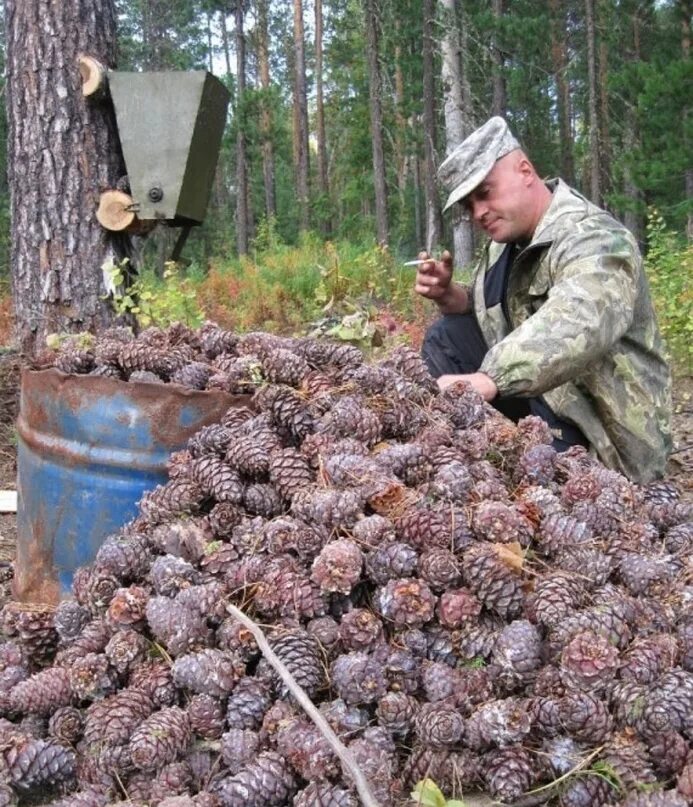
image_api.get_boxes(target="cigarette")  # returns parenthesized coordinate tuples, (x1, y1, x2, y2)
(402, 259, 431, 266)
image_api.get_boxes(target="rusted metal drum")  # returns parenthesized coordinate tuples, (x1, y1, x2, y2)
(15, 368, 249, 603)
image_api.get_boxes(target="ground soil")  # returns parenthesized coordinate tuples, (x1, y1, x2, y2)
(0, 353, 690, 611)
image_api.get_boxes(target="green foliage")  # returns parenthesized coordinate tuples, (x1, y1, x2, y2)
(104, 259, 203, 329)
(195, 238, 423, 340)
(410, 778, 468, 807)
(643, 209, 693, 374)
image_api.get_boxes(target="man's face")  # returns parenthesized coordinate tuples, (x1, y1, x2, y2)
(461, 152, 534, 243)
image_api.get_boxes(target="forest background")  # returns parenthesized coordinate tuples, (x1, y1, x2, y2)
(0, 0, 690, 372)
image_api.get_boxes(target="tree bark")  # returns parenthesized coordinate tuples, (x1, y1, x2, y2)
(423, 0, 442, 252)
(394, 24, 408, 206)
(623, 6, 643, 242)
(220, 8, 232, 77)
(293, 0, 310, 232)
(682, 0, 692, 241)
(315, 0, 332, 235)
(5, 0, 127, 355)
(439, 0, 474, 268)
(364, 0, 389, 245)
(256, 0, 276, 221)
(548, 0, 575, 183)
(235, 0, 250, 255)
(585, 0, 601, 204)
(490, 0, 507, 116)
(597, 0, 611, 201)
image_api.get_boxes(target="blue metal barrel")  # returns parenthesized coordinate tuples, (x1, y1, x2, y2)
(15, 368, 248, 603)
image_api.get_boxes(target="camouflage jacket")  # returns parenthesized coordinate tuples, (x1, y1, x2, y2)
(473, 179, 672, 483)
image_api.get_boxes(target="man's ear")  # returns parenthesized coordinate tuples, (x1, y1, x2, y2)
(518, 156, 536, 185)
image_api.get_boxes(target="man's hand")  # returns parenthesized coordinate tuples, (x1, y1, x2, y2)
(414, 250, 470, 314)
(437, 372, 498, 401)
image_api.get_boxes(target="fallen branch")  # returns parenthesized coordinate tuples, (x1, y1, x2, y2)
(226, 602, 381, 807)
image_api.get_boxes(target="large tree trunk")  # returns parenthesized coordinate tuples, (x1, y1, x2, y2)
(315, 0, 332, 235)
(364, 0, 389, 245)
(439, 0, 474, 268)
(423, 0, 442, 252)
(256, 0, 276, 221)
(548, 0, 575, 183)
(293, 0, 310, 232)
(235, 1, 250, 255)
(585, 0, 602, 204)
(490, 0, 507, 116)
(5, 0, 127, 356)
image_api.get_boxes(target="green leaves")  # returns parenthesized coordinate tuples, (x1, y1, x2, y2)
(410, 779, 468, 807)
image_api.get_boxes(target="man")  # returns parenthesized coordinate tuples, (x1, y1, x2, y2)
(417, 116, 671, 483)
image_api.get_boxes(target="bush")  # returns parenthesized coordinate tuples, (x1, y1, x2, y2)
(644, 209, 693, 374)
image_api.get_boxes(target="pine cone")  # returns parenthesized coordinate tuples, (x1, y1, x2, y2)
(414, 701, 464, 748)
(3, 735, 76, 792)
(463, 543, 525, 619)
(330, 651, 387, 705)
(172, 649, 244, 697)
(128, 706, 192, 771)
(338, 608, 383, 652)
(559, 691, 613, 743)
(9, 667, 74, 716)
(377, 578, 436, 629)
(366, 542, 418, 585)
(220, 728, 260, 774)
(311, 539, 363, 594)
(376, 691, 418, 736)
(559, 773, 617, 807)
(225, 677, 273, 731)
(83, 687, 154, 748)
(483, 745, 535, 803)
(214, 750, 297, 807)
(190, 456, 244, 504)
(293, 782, 358, 807)
(472, 500, 535, 546)
(560, 630, 620, 690)
(270, 629, 325, 699)
(188, 693, 226, 739)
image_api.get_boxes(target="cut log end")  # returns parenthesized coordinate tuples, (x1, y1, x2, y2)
(78, 54, 108, 97)
(96, 190, 136, 232)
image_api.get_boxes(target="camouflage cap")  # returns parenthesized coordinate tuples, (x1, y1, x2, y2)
(438, 117, 521, 212)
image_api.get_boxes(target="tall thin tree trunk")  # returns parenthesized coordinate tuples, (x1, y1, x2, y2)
(423, 0, 442, 251)
(597, 0, 611, 201)
(548, 0, 575, 183)
(364, 0, 389, 245)
(257, 0, 276, 220)
(490, 0, 506, 116)
(315, 0, 331, 235)
(293, 0, 310, 232)
(206, 11, 213, 72)
(413, 154, 423, 248)
(394, 27, 408, 206)
(439, 0, 474, 267)
(682, 0, 692, 240)
(235, 1, 250, 255)
(220, 9, 232, 76)
(5, 0, 126, 355)
(585, 0, 601, 204)
(623, 5, 643, 241)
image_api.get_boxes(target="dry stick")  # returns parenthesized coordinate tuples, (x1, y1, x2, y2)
(226, 603, 381, 807)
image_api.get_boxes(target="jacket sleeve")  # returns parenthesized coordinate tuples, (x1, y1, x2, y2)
(479, 226, 639, 398)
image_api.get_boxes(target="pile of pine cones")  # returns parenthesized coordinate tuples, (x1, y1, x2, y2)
(2, 322, 693, 807)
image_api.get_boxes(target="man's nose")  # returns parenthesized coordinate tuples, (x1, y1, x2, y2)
(471, 200, 488, 223)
